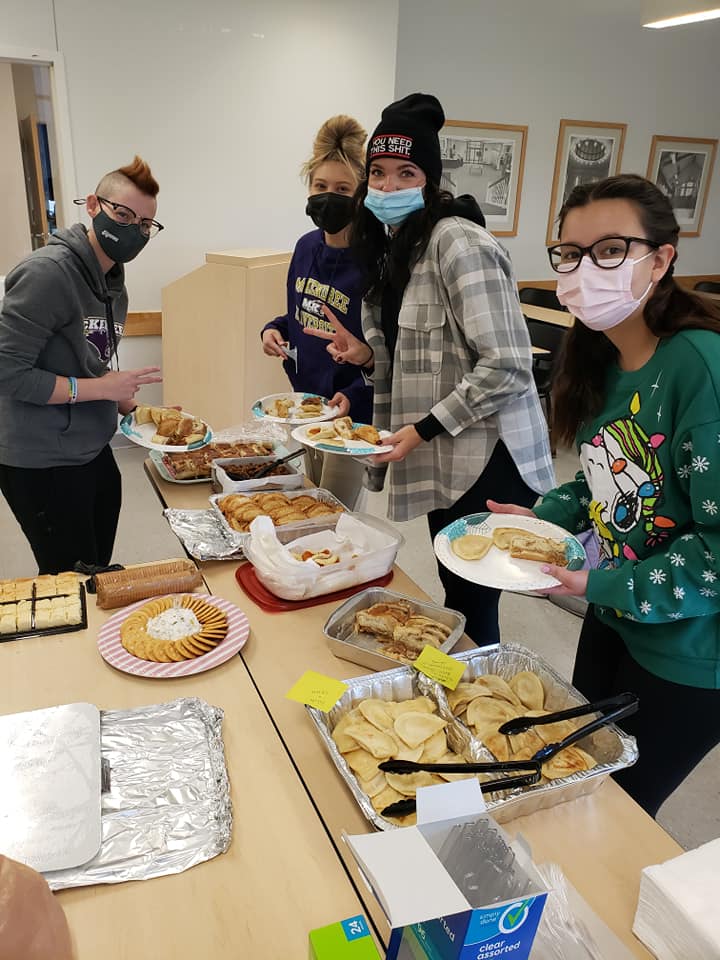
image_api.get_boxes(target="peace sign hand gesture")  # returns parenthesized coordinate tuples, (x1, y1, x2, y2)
(303, 305, 373, 368)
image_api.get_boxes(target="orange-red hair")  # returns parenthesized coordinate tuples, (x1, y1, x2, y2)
(96, 155, 159, 198)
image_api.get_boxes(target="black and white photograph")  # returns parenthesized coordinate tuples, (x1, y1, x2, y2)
(647, 136, 717, 237)
(439, 122, 527, 236)
(547, 120, 627, 243)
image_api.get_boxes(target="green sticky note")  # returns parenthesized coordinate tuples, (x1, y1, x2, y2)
(286, 670, 347, 712)
(414, 646, 466, 690)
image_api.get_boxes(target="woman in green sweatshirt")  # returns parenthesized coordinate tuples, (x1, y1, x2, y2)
(490, 174, 720, 818)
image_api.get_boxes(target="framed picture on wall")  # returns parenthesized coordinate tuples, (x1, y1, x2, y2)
(440, 121, 527, 236)
(646, 136, 718, 237)
(546, 119, 627, 244)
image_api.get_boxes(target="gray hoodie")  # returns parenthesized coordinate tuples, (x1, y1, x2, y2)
(0, 224, 128, 468)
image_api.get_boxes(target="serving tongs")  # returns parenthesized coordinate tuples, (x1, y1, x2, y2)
(377, 758, 542, 818)
(497, 691, 639, 763)
(252, 447, 307, 479)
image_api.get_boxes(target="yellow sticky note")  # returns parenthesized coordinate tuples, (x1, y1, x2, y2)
(286, 670, 347, 712)
(414, 647, 466, 690)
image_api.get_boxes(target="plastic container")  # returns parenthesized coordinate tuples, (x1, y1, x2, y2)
(211, 456, 303, 494)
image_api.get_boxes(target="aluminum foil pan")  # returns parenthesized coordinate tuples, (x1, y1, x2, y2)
(164, 507, 245, 561)
(307, 643, 637, 830)
(44, 697, 232, 889)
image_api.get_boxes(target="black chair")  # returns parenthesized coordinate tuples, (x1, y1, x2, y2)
(519, 286, 564, 311)
(525, 318, 567, 449)
(694, 280, 720, 295)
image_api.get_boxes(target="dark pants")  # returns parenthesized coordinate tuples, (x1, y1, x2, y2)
(573, 605, 720, 817)
(0, 445, 122, 575)
(427, 440, 537, 647)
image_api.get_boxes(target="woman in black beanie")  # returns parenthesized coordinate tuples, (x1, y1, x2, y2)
(306, 93, 554, 645)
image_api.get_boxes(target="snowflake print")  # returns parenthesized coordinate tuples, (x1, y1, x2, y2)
(702, 570, 717, 583)
(657, 405, 663, 421)
(559, 493, 571, 501)
(673, 585, 685, 600)
(627, 578, 634, 590)
(579, 496, 589, 507)
(624, 613, 636, 621)
(704, 550, 715, 562)
(700, 587, 718, 598)
(669, 553, 685, 567)
(680, 534, 695, 542)
(682, 440, 693, 452)
(649, 569, 666, 584)
(677, 465, 691, 480)
(639, 601, 652, 615)
(692, 456, 710, 473)
(668, 612, 683, 620)
(703, 500, 718, 516)
(717, 433, 720, 444)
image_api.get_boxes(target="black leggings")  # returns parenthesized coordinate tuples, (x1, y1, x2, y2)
(427, 440, 537, 647)
(0, 445, 122, 575)
(573, 605, 720, 817)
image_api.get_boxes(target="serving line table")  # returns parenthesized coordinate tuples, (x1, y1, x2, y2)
(0, 595, 372, 958)
(147, 461, 682, 958)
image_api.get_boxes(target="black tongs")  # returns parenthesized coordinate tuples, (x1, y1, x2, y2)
(253, 447, 307, 479)
(377, 758, 542, 818)
(497, 691, 639, 763)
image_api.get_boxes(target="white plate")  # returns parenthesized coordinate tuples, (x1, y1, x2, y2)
(149, 450, 212, 484)
(433, 512, 586, 592)
(291, 422, 394, 457)
(251, 392, 339, 425)
(120, 409, 212, 453)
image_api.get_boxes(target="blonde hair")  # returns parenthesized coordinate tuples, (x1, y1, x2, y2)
(96, 155, 159, 198)
(301, 115, 366, 186)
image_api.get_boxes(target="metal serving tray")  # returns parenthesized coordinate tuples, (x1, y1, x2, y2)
(208, 487, 346, 548)
(306, 643, 637, 830)
(323, 587, 466, 672)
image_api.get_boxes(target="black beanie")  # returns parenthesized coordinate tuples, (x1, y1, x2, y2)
(366, 93, 445, 184)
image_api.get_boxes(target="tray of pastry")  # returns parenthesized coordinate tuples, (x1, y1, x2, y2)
(209, 487, 346, 544)
(0, 572, 87, 642)
(323, 588, 466, 671)
(151, 440, 279, 483)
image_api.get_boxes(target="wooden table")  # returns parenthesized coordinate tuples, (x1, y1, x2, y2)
(522, 303, 575, 329)
(150, 463, 682, 958)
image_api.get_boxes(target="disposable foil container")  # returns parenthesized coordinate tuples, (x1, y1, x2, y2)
(44, 697, 232, 889)
(209, 487, 347, 548)
(164, 507, 245, 561)
(307, 643, 637, 830)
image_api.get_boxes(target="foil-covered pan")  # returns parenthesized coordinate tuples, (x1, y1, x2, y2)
(44, 697, 232, 889)
(307, 643, 637, 830)
(323, 587, 466, 672)
(164, 507, 245, 561)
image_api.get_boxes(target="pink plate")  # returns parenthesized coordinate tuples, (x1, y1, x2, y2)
(97, 594, 250, 678)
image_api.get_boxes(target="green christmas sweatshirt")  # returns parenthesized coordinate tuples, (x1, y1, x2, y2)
(534, 329, 720, 689)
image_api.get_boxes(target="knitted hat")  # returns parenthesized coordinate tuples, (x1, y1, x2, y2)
(366, 93, 445, 184)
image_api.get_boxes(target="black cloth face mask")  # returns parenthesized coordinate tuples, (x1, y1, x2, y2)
(306, 192, 354, 235)
(93, 210, 149, 263)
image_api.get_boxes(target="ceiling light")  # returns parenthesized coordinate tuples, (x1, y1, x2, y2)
(642, 2, 720, 27)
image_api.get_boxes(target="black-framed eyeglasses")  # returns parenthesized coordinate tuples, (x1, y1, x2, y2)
(547, 236, 660, 274)
(74, 197, 164, 238)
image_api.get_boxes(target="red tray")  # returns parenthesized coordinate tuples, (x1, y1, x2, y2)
(234, 563, 393, 612)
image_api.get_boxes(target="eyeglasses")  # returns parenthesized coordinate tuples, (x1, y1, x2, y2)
(547, 236, 659, 274)
(74, 197, 164, 238)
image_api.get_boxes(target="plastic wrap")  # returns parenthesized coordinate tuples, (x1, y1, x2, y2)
(94, 560, 203, 609)
(212, 420, 290, 444)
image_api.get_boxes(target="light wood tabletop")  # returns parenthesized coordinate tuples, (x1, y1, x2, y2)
(522, 303, 575, 329)
(147, 462, 682, 958)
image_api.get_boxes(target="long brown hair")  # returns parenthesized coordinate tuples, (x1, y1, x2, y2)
(552, 174, 720, 447)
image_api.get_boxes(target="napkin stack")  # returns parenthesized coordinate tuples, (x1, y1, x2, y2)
(633, 838, 720, 959)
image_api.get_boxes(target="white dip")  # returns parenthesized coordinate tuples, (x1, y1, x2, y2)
(146, 607, 201, 641)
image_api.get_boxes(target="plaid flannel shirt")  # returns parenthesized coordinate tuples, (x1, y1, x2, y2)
(363, 217, 555, 522)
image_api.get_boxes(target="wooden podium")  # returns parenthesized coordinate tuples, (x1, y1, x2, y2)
(161, 248, 292, 431)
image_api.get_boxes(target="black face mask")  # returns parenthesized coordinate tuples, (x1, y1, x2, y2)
(306, 192, 354, 235)
(92, 209, 149, 263)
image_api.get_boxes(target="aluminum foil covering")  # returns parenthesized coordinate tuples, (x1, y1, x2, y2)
(307, 642, 637, 831)
(44, 697, 232, 890)
(164, 507, 245, 561)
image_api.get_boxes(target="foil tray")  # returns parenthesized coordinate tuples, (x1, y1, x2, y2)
(164, 507, 246, 561)
(44, 697, 232, 889)
(307, 643, 637, 830)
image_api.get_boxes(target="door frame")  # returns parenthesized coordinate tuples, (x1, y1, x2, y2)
(0, 45, 78, 229)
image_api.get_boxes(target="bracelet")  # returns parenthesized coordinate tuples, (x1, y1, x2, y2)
(361, 345, 374, 369)
(68, 376, 78, 404)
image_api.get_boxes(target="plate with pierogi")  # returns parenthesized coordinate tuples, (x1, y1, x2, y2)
(291, 417, 393, 456)
(120, 405, 212, 452)
(97, 594, 250, 677)
(252, 392, 339, 424)
(433, 512, 586, 592)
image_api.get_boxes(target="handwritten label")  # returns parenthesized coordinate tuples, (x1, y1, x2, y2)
(414, 647, 466, 690)
(286, 670, 347, 712)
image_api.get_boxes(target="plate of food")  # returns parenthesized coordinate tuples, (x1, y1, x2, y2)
(97, 594, 250, 678)
(252, 392, 338, 424)
(120, 405, 212, 452)
(433, 512, 586, 592)
(291, 418, 393, 456)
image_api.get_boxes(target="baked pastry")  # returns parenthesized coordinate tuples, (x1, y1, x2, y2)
(509, 533, 567, 566)
(120, 595, 227, 662)
(353, 424, 381, 444)
(334, 416, 354, 439)
(216, 491, 344, 533)
(451, 534, 493, 561)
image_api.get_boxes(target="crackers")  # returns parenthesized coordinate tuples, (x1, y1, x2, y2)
(120, 595, 227, 662)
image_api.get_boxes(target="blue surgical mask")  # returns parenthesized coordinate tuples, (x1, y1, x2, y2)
(364, 186, 425, 227)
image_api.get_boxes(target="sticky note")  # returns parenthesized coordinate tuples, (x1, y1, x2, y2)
(286, 670, 347, 712)
(413, 647, 466, 690)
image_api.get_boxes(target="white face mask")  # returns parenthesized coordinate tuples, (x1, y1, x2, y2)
(556, 251, 654, 331)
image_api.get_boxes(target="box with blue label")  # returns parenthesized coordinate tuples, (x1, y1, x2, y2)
(344, 781, 548, 960)
(308, 913, 382, 959)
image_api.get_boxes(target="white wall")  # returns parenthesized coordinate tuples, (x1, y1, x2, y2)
(395, 0, 720, 281)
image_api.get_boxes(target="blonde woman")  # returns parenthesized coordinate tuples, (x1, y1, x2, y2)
(262, 116, 371, 508)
